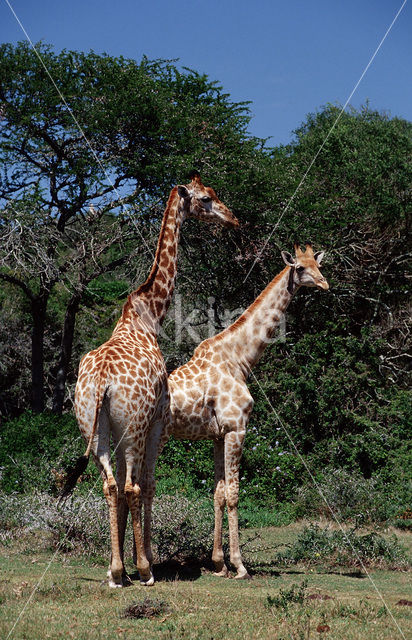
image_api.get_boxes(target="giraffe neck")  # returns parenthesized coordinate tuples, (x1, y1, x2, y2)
(116, 187, 184, 335)
(219, 267, 296, 377)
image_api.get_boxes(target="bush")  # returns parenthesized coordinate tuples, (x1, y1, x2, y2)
(265, 580, 308, 612)
(295, 468, 395, 524)
(0, 490, 214, 565)
(151, 493, 214, 564)
(0, 491, 110, 556)
(156, 438, 214, 495)
(0, 411, 89, 494)
(276, 524, 409, 570)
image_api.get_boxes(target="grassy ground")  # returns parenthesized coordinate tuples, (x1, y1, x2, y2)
(0, 523, 411, 640)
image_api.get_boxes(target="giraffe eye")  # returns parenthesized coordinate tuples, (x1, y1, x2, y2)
(296, 266, 304, 273)
(201, 196, 212, 203)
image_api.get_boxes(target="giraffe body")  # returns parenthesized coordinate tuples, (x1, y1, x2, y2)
(167, 243, 329, 578)
(71, 173, 238, 587)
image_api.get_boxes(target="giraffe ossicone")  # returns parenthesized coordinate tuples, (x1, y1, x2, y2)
(165, 242, 329, 579)
(61, 173, 238, 587)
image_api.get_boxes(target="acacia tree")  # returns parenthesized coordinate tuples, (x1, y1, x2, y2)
(0, 41, 265, 414)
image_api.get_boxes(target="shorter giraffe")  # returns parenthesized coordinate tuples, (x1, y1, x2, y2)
(165, 243, 329, 578)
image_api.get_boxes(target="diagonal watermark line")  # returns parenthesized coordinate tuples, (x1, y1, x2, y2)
(242, 0, 408, 284)
(3, 0, 157, 265)
(249, 369, 406, 640)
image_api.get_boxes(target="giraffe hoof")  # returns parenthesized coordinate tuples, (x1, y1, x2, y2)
(213, 566, 229, 578)
(108, 578, 123, 588)
(234, 571, 252, 580)
(107, 569, 125, 588)
(140, 571, 155, 586)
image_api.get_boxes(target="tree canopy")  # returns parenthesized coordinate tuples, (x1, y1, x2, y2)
(0, 41, 264, 413)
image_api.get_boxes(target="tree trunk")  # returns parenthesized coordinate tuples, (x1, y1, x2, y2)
(31, 295, 48, 413)
(52, 293, 81, 414)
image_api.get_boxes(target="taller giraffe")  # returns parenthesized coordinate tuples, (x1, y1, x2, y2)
(165, 243, 329, 578)
(65, 173, 238, 587)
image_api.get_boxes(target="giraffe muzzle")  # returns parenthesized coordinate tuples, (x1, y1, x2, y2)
(316, 278, 329, 291)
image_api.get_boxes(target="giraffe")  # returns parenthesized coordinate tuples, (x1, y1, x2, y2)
(61, 172, 238, 588)
(164, 242, 329, 578)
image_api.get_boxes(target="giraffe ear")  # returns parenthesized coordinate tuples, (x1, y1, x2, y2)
(178, 185, 190, 200)
(314, 251, 325, 265)
(281, 251, 295, 267)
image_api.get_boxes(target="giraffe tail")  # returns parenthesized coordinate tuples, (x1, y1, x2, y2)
(58, 454, 90, 502)
(58, 384, 107, 502)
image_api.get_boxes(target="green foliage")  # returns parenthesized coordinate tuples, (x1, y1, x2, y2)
(151, 493, 214, 564)
(276, 525, 409, 570)
(287, 104, 411, 237)
(295, 468, 403, 524)
(239, 498, 298, 528)
(266, 580, 308, 612)
(0, 411, 87, 494)
(156, 438, 214, 496)
(246, 326, 412, 519)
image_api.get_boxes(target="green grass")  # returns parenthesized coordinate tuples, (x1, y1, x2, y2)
(1, 524, 411, 640)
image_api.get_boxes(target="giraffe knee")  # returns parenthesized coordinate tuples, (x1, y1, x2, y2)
(103, 476, 118, 498)
(227, 497, 239, 510)
(108, 476, 117, 492)
(226, 489, 239, 509)
(214, 481, 226, 507)
(214, 493, 226, 509)
(125, 482, 141, 497)
(125, 483, 141, 510)
(225, 477, 240, 505)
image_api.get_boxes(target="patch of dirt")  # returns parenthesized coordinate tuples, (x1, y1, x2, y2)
(122, 597, 169, 619)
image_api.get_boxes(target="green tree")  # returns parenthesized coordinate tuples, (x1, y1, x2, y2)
(0, 41, 267, 414)
(242, 105, 411, 503)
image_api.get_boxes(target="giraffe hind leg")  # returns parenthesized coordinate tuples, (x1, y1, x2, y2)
(102, 472, 125, 587)
(125, 480, 154, 586)
(94, 440, 127, 586)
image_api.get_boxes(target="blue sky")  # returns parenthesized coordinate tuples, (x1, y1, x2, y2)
(1, 0, 410, 145)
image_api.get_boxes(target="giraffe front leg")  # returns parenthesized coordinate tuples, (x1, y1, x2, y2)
(212, 440, 228, 577)
(225, 430, 251, 579)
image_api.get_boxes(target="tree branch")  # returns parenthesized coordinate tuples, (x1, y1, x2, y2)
(0, 271, 34, 300)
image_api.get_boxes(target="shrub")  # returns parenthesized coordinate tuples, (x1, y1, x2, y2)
(295, 469, 387, 523)
(295, 467, 412, 525)
(151, 493, 214, 564)
(265, 580, 308, 612)
(0, 490, 215, 565)
(276, 524, 409, 570)
(0, 490, 110, 555)
(0, 411, 91, 494)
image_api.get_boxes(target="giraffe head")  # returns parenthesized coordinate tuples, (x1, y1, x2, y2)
(177, 171, 239, 228)
(281, 242, 329, 292)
